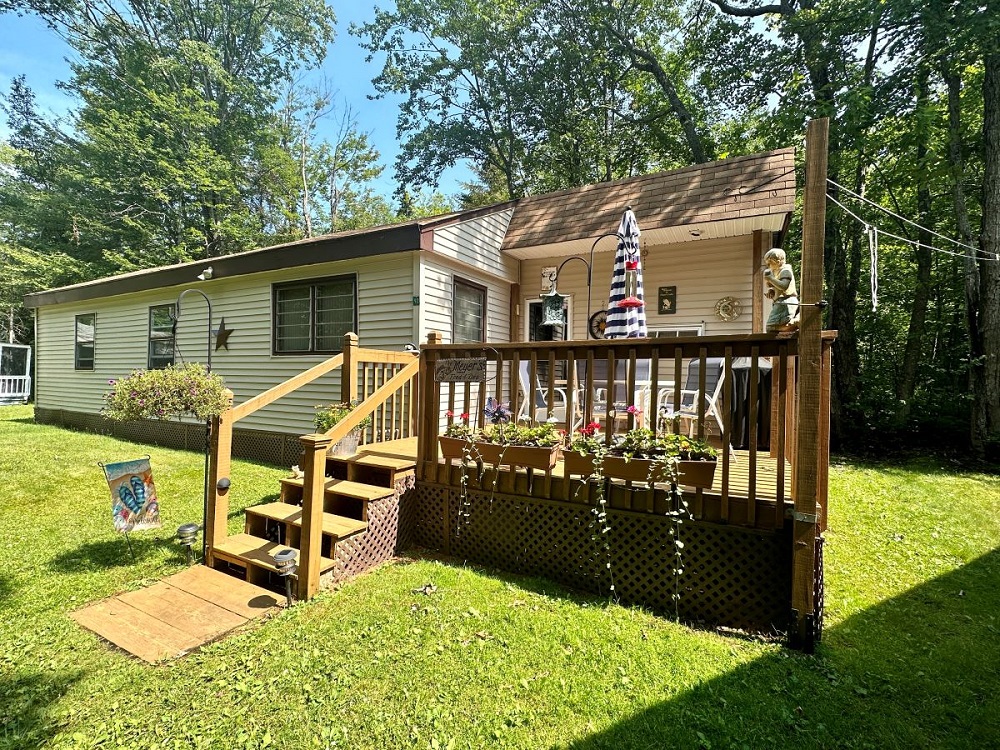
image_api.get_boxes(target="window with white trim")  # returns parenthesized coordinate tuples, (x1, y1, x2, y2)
(453, 277, 486, 343)
(147, 305, 176, 369)
(273, 275, 356, 354)
(649, 325, 704, 339)
(75, 313, 95, 370)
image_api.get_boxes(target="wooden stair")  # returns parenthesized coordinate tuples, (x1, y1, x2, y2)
(209, 442, 415, 593)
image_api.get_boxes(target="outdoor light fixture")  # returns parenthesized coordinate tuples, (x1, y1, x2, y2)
(273, 549, 298, 607)
(176, 522, 201, 565)
(197, 266, 213, 281)
(540, 231, 621, 336)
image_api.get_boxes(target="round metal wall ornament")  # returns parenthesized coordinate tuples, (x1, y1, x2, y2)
(588, 309, 608, 339)
(714, 296, 742, 322)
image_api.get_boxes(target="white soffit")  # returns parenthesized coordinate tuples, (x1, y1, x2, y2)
(504, 214, 787, 260)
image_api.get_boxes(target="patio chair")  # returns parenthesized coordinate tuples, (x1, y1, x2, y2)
(516, 360, 570, 424)
(657, 357, 735, 458)
(575, 358, 651, 429)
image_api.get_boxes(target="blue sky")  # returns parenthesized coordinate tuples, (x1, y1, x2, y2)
(0, 3, 471, 199)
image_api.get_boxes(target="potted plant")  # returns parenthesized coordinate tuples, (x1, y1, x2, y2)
(565, 421, 718, 488)
(314, 401, 372, 456)
(439, 399, 564, 470)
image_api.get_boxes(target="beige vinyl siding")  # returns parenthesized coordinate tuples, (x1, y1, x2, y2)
(518, 235, 755, 340)
(34, 253, 416, 436)
(419, 256, 513, 428)
(431, 208, 518, 282)
(418, 257, 511, 344)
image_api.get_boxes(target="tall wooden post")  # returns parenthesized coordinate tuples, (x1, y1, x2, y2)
(297, 433, 332, 600)
(791, 117, 829, 651)
(342, 332, 359, 404)
(417, 331, 442, 481)
(205, 389, 234, 566)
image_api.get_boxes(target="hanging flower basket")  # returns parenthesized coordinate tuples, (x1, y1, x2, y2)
(439, 436, 561, 470)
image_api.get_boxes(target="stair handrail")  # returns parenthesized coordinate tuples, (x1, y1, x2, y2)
(321, 357, 420, 445)
(231, 353, 345, 423)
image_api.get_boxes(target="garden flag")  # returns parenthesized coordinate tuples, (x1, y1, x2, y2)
(604, 207, 647, 339)
(102, 457, 161, 533)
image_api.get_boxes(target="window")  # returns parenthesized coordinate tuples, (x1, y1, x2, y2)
(75, 313, 95, 370)
(273, 275, 356, 354)
(453, 278, 486, 343)
(649, 325, 704, 339)
(148, 304, 176, 369)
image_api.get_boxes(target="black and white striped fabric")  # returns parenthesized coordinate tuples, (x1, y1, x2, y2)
(604, 208, 647, 339)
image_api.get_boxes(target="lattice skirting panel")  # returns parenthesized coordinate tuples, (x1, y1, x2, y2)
(407, 483, 792, 632)
(330, 475, 416, 584)
(36, 407, 305, 465)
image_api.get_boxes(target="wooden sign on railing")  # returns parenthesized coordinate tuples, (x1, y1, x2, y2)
(435, 357, 487, 383)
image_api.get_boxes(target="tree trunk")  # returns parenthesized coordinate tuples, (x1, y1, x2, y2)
(895, 69, 934, 426)
(943, 66, 984, 452)
(978, 50, 1000, 453)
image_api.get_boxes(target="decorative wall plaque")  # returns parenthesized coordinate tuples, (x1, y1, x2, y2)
(658, 286, 677, 314)
(434, 357, 487, 383)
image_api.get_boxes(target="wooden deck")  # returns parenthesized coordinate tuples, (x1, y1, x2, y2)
(362, 437, 791, 529)
(70, 566, 282, 663)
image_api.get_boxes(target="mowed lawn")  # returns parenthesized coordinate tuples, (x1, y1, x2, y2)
(1, 404, 999, 749)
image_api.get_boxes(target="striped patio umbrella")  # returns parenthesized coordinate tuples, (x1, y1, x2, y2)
(604, 207, 647, 339)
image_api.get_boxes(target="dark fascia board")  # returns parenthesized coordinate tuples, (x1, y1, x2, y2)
(24, 223, 423, 309)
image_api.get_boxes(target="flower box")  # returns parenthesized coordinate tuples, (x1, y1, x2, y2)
(562, 451, 716, 488)
(439, 436, 561, 470)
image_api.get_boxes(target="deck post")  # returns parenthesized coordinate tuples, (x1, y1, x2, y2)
(297, 433, 332, 601)
(342, 332, 359, 404)
(417, 332, 443, 482)
(205, 389, 234, 566)
(791, 116, 829, 651)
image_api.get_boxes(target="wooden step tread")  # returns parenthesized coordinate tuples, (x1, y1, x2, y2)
(246, 502, 368, 538)
(348, 453, 416, 472)
(214, 534, 335, 574)
(279, 477, 395, 501)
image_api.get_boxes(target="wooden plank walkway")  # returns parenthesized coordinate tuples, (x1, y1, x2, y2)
(70, 566, 282, 663)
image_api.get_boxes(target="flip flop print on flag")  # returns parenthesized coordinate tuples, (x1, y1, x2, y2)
(102, 457, 161, 532)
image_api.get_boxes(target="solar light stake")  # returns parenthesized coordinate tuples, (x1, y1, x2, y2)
(273, 549, 298, 607)
(176, 523, 201, 565)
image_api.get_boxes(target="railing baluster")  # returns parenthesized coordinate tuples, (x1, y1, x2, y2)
(748, 345, 759, 527)
(721, 346, 732, 523)
(776, 344, 787, 528)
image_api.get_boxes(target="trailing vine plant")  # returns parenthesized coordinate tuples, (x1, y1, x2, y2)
(569, 421, 615, 597)
(444, 410, 476, 536)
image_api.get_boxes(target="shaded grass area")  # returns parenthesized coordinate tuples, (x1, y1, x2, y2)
(1, 406, 999, 748)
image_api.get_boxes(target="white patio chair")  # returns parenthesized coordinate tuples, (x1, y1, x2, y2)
(516, 360, 570, 424)
(657, 357, 735, 459)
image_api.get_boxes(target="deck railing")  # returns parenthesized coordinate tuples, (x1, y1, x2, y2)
(417, 331, 834, 530)
(206, 332, 419, 599)
(0, 375, 31, 403)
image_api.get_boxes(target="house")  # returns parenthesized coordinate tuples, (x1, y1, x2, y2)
(23, 147, 795, 459)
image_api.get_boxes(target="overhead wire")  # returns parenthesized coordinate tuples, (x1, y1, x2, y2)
(826, 193, 998, 263)
(827, 177, 995, 260)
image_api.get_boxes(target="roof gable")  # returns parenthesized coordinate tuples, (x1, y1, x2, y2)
(502, 148, 795, 255)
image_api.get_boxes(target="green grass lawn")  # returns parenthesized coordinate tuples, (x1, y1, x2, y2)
(2, 405, 999, 749)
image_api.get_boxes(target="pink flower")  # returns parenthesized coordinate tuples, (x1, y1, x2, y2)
(627, 405, 641, 415)
(446, 410, 454, 418)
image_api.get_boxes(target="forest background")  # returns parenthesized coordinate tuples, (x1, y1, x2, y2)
(1, 0, 999, 459)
